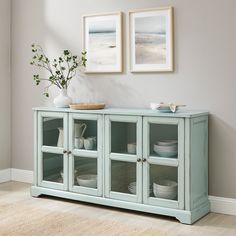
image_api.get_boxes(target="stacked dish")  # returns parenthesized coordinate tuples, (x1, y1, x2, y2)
(128, 181, 136, 194)
(150, 102, 186, 113)
(77, 174, 97, 188)
(153, 179, 178, 200)
(128, 182, 152, 194)
(60, 170, 77, 180)
(153, 140, 178, 157)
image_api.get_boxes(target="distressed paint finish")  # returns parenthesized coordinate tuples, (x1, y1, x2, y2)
(33, 108, 209, 224)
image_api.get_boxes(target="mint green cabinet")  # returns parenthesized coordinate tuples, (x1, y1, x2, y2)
(32, 108, 209, 224)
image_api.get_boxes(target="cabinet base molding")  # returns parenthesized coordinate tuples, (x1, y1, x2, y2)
(11, 168, 33, 183)
(31, 186, 209, 224)
(209, 195, 236, 216)
(0, 168, 33, 183)
(0, 168, 11, 183)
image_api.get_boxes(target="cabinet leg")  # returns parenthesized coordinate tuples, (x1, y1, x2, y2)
(31, 186, 41, 197)
(176, 202, 210, 224)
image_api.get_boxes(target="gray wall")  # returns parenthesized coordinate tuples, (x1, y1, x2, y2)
(0, 0, 11, 170)
(11, 0, 236, 198)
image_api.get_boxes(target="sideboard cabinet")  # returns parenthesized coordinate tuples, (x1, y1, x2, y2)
(32, 107, 209, 224)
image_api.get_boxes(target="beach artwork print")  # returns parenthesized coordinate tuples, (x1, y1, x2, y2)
(129, 8, 173, 72)
(83, 13, 122, 72)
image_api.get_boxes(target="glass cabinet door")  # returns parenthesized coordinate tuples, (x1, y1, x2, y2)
(105, 115, 142, 203)
(68, 113, 103, 196)
(37, 112, 68, 190)
(143, 117, 184, 209)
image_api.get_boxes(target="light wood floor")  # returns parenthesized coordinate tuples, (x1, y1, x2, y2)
(1, 181, 236, 236)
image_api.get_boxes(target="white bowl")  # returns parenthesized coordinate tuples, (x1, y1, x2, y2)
(60, 170, 77, 180)
(127, 143, 136, 154)
(128, 187, 136, 194)
(153, 180, 177, 200)
(150, 102, 159, 110)
(153, 189, 177, 200)
(157, 104, 179, 113)
(157, 140, 178, 146)
(60, 171, 64, 179)
(77, 174, 97, 188)
(154, 144, 177, 151)
(153, 180, 177, 191)
(153, 144, 178, 157)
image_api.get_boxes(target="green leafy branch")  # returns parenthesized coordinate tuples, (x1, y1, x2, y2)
(30, 44, 87, 97)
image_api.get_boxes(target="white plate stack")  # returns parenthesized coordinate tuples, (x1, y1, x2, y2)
(153, 140, 178, 157)
(77, 174, 97, 188)
(153, 179, 178, 200)
(128, 182, 152, 195)
(128, 182, 136, 194)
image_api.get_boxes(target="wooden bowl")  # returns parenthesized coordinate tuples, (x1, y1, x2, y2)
(69, 103, 105, 110)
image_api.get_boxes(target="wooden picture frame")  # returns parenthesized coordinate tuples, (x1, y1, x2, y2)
(129, 7, 174, 72)
(83, 12, 123, 73)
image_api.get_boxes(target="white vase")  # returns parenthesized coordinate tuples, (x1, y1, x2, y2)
(57, 128, 63, 147)
(53, 89, 72, 108)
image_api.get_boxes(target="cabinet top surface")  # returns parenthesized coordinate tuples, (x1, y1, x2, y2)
(33, 107, 208, 118)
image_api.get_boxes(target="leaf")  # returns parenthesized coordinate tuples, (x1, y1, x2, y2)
(64, 50, 70, 55)
(43, 92, 49, 97)
(39, 54, 43, 60)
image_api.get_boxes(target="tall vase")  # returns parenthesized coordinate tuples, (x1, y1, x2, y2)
(53, 88, 72, 108)
(57, 128, 63, 147)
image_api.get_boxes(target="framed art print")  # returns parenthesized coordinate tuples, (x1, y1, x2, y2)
(129, 7, 174, 72)
(83, 12, 122, 73)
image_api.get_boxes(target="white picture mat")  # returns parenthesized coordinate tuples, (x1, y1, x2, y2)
(129, 8, 173, 72)
(83, 13, 122, 73)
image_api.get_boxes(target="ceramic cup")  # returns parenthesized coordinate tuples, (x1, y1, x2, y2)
(84, 138, 94, 150)
(87, 136, 97, 147)
(127, 143, 136, 154)
(75, 137, 84, 149)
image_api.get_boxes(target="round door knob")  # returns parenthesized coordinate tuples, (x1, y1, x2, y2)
(67, 151, 72, 154)
(137, 158, 141, 162)
(143, 158, 146, 162)
(63, 150, 67, 154)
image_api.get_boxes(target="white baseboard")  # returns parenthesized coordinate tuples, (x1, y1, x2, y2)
(11, 168, 33, 184)
(0, 168, 11, 183)
(209, 195, 236, 216)
(1, 168, 236, 216)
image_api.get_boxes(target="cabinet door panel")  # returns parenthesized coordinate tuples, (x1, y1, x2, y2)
(69, 113, 103, 197)
(37, 111, 68, 191)
(143, 117, 184, 209)
(105, 115, 142, 203)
